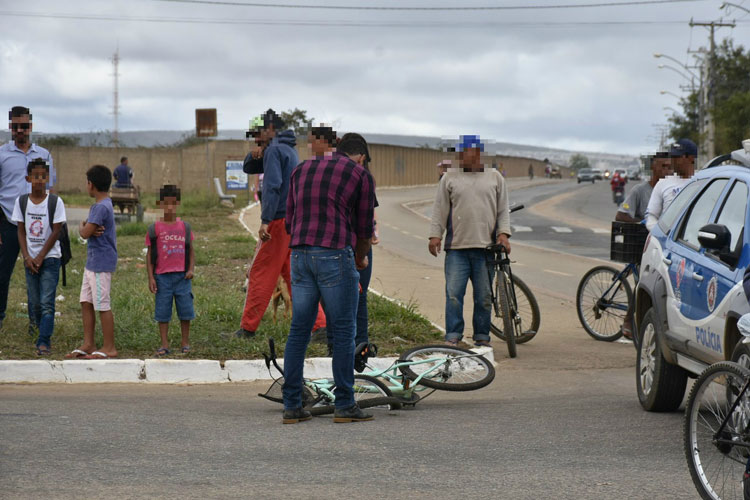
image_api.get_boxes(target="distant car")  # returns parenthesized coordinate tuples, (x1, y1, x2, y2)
(628, 167, 642, 181)
(592, 168, 604, 180)
(549, 165, 562, 179)
(577, 168, 595, 184)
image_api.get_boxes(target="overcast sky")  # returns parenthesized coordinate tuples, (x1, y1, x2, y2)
(1, 0, 749, 155)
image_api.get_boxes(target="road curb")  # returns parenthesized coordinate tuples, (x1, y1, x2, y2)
(0, 346, 495, 384)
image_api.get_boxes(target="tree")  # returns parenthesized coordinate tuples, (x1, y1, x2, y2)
(569, 153, 590, 170)
(669, 39, 750, 153)
(280, 108, 314, 136)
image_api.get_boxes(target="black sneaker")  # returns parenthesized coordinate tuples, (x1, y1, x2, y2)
(333, 404, 374, 423)
(234, 328, 256, 339)
(282, 407, 312, 424)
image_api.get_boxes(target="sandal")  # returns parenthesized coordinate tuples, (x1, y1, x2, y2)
(155, 347, 170, 357)
(64, 349, 90, 359)
(36, 345, 51, 356)
(445, 338, 459, 346)
(474, 340, 492, 347)
(180, 345, 191, 354)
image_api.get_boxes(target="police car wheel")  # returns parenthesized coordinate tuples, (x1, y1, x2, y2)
(636, 308, 688, 412)
(731, 342, 750, 371)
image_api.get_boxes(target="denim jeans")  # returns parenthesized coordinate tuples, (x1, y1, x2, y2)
(0, 218, 21, 321)
(326, 246, 372, 347)
(26, 257, 61, 348)
(283, 246, 360, 410)
(444, 249, 492, 342)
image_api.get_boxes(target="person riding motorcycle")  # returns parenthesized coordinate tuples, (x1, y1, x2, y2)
(610, 171, 626, 204)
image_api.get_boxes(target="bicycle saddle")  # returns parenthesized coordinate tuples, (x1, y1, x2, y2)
(354, 342, 378, 373)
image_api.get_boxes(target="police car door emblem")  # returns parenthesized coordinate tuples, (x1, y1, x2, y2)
(676, 258, 686, 289)
(707, 276, 718, 312)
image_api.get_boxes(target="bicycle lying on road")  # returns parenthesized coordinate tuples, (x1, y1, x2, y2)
(259, 339, 495, 415)
(486, 204, 541, 358)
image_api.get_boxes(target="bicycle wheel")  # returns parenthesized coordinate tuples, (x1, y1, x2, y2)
(576, 265, 633, 342)
(497, 271, 517, 358)
(398, 344, 495, 391)
(352, 374, 399, 411)
(490, 275, 540, 344)
(307, 375, 400, 416)
(684, 362, 750, 500)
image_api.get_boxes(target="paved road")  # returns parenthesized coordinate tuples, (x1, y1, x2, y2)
(1, 179, 702, 499)
(1, 369, 697, 499)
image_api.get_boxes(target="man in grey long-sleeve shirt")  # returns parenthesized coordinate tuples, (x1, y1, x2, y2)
(428, 135, 511, 347)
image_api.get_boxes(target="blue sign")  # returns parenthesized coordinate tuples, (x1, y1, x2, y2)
(225, 160, 248, 190)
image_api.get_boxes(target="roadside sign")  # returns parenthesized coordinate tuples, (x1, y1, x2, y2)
(225, 160, 248, 190)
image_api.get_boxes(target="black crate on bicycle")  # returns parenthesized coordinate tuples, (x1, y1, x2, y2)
(610, 221, 649, 264)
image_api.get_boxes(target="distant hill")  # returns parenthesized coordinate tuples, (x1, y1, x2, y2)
(0, 129, 639, 170)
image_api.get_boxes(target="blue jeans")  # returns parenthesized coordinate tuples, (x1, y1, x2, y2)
(154, 272, 195, 322)
(25, 257, 61, 348)
(0, 219, 20, 321)
(326, 246, 372, 347)
(283, 246, 360, 410)
(444, 249, 492, 342)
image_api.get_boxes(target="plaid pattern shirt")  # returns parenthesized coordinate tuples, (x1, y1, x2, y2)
(286, 153, 375, 249)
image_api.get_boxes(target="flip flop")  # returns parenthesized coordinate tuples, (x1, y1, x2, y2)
(155, 347, 170, 357)
(64, 349, 90, 359)
(180, 346, 190, 354)
(36, 346, 51, 356)
(83, 351, 115, 360)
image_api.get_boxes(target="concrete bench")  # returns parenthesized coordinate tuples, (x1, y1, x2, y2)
(214, 177, 237, 205)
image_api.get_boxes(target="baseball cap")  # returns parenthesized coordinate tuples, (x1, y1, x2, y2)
(245, 115, 264, 138)
(455, 134, 484, 153)
(669, 138, 698, 157)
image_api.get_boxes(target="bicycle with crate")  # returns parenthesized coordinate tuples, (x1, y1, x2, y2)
(575, 221, 648, 345)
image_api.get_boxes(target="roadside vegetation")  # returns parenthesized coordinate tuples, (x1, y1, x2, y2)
(0, 192, 441, 360)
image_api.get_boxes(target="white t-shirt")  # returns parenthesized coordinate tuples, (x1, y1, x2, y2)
(11, 195, 66, 259)
(645, 174, 691, 231)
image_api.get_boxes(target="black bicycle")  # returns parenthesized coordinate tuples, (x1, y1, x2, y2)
(486, 205, 540, 358)
(684, 360, 750, 500)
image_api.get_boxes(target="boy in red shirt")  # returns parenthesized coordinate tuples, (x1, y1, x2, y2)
(146, 185, 195, 356)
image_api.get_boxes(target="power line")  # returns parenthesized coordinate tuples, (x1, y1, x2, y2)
(3, 10, 737, 28)
(153, 0, 706, 11)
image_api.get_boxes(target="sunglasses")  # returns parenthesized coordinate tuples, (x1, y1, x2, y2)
(10, 123, 31, 130)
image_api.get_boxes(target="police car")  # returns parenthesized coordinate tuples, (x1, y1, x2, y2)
(635, 142, 750, 412)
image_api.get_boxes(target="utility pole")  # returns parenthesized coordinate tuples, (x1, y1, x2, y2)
(689, 19, 734, 164)
(111, 48, 120, 148)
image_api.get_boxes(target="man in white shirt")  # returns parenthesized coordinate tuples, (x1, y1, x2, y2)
(645, 138, 697, 231)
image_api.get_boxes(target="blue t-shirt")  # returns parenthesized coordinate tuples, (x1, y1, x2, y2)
(86, 198, 117, 272)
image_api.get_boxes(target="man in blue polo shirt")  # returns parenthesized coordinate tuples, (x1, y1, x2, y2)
(0, 106, 56, 329)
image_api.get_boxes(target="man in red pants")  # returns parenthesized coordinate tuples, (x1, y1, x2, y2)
(235, 109, 325, 338)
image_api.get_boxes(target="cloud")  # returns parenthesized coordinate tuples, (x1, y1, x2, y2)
(0, 0, 745, 155)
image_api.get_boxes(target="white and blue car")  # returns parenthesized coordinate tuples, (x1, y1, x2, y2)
(635, 143, 750, 412)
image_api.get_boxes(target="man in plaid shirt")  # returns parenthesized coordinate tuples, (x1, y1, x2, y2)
(281, 127, 376, 424)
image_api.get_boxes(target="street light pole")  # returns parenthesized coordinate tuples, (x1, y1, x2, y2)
(657, 64, 696, 88)
(660, 90, 682, 99)
(654, 53, 699, 79)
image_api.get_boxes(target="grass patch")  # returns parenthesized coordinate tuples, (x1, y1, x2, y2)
(0, 195, 440, 360)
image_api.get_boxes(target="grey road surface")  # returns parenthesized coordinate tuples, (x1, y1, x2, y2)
(0, 370, 697, 499)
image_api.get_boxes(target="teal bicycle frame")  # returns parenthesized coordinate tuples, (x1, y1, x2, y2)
(304, 352, 485, 403)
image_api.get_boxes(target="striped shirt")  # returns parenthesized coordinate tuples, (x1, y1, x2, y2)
(286, 153, 375, 249)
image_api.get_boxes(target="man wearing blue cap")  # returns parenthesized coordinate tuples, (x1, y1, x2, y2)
(645, 138, 698, 231)
(428, 135, 511, 348)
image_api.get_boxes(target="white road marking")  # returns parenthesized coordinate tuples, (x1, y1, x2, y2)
(543, 269, 572, 277)
(551, 226, 573, 233)
(512, 225, 533, 232)
(400, 230, 410, 236)
(591, 228, 611, 234)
